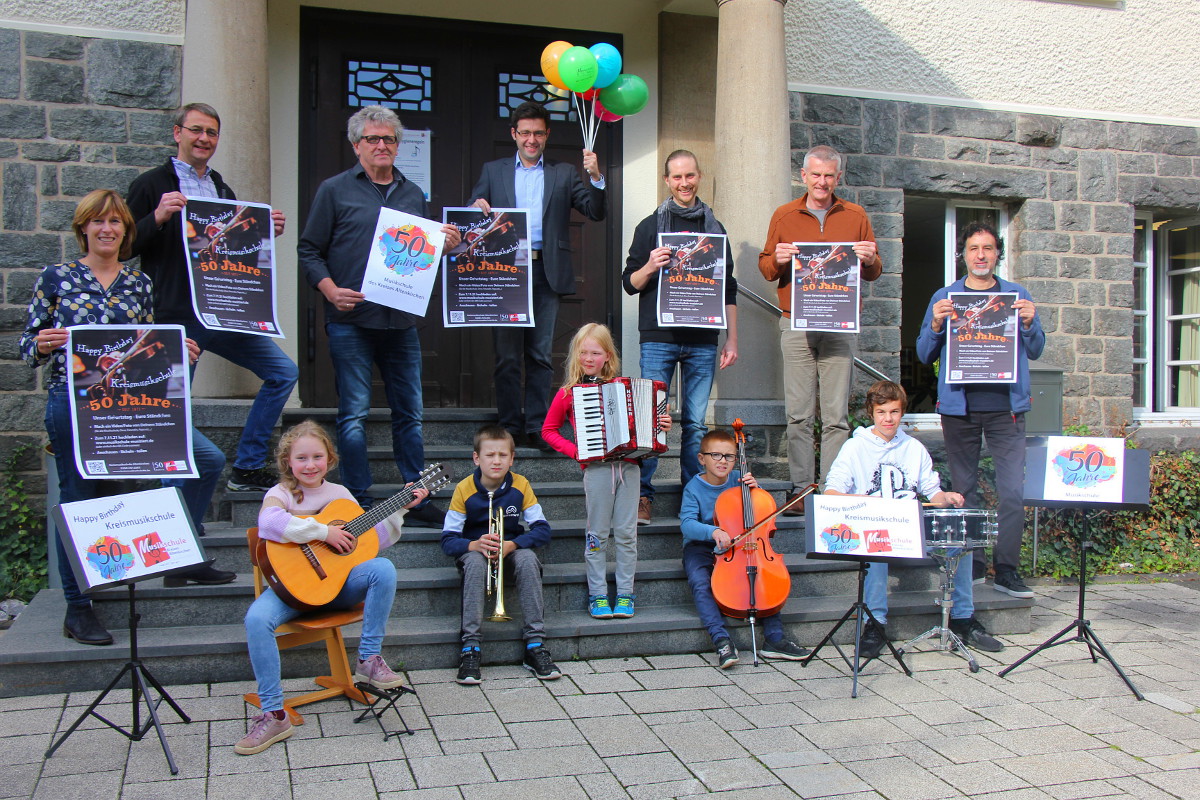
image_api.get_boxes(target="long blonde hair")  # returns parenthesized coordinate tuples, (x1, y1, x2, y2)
(275, 420, 339, 502)
(561, 322, 620, 390)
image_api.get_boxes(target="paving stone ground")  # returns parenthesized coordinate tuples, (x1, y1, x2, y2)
(2, 580, 1198, 799)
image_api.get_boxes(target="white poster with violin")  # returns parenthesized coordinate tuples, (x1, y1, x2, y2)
(944, 292, 1019, 384)
(66, 325, 198, 480)
(181, 197, 282, 337)
(655, 232, 728, 329)
(789, 242, 860, 333)
(441, 207, 533, 327)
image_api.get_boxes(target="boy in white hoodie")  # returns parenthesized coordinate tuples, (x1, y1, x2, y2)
(824, 380, 1003, 658)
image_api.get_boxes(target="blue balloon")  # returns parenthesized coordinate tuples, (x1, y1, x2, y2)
(589, 43, 623, 90)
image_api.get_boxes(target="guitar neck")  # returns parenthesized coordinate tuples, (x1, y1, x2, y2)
(344, 485, 417, 538)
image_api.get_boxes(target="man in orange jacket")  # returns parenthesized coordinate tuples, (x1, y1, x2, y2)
(758, 145, 883, 511)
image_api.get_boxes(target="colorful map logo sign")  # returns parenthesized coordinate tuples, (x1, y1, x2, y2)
(1051, 442, 1119, 489)
(377, 224, 438, 277)
(85, 535, 134, 581)
(820, 523, 861, 554)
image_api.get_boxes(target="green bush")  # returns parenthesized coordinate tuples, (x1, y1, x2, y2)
(1023, 448, 1200, 579)
(0, 444, 47, 602)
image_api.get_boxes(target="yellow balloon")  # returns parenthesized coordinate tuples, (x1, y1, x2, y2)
(540, 40, 572, 92)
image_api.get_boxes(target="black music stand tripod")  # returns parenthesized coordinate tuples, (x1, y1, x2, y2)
(998, 446, 1149, 701)
(802, 560, 911, 698)
(45, 582, 191, 773)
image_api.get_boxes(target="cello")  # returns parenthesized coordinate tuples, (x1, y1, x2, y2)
(711, 418, 815, 664)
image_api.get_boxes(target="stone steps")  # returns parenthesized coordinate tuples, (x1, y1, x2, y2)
(1, 402, 1032, 697)
(0, 582, 1031, 697)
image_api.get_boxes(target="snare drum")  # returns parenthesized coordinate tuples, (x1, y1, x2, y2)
(924, 508, 997, 549)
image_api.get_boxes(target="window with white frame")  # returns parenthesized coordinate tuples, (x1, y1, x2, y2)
(1135, 215, 1200, 414)
(900, 198, 1009, 415)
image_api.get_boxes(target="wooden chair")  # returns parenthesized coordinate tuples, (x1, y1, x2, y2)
(243, 527, 369, 725)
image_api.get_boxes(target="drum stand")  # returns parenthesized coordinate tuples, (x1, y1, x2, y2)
(896, 548, 979, 673)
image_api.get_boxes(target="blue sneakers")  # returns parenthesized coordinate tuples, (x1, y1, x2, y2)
(612, 595, 635, 618)
(588, 595, 614, 619)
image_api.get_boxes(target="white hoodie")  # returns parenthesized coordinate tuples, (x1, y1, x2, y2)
(824, 426, 943, 501)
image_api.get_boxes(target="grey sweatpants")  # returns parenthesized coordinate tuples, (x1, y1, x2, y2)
(456, 548, 545, 648)
(582, 460, 640, 597)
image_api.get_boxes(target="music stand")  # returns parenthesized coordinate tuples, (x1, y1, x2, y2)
(800, 495, 922, 697)
(45, 488, 211, 774)
(997, 444, 1149, 701)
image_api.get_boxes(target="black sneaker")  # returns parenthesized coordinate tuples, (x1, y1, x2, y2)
(993, 569, 1034, 599)
(761, 638, 810, 660)
(781, 491, 805, 517)
(522, 645, 561, 680)
(857, 619, 886, 660)
(405, 502, 446, 528)
(714, 637, 739, 669)
(950, 616, 1004, 653)
(972, 560, 987, 586)
(456, 649, 482, 685)
(163, 564, 237, 586)
(227, 465, 277, 492)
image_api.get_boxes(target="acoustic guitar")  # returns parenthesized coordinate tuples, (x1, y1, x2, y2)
(258, 464, 450, 611)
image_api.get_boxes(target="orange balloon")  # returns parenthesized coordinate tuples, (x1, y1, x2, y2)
(540, 41, 572, 91)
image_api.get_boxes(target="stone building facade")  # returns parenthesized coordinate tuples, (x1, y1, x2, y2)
(0, 27, 180, 489)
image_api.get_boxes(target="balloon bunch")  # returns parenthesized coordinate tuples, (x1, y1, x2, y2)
(540, 40, 648, 152)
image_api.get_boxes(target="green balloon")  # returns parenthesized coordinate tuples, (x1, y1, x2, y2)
(558, 46, 599, 93)
(598, 74, 649, 117)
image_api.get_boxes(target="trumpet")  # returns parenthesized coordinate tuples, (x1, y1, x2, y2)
(485, 491, 511, 622)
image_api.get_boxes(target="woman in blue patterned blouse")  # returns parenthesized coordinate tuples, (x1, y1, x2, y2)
(20, 190, 233, 646)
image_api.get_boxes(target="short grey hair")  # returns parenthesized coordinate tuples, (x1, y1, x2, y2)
(175, 102, 221, 129)
(802, 144, 843, 173)
(347, 105, 403, 144)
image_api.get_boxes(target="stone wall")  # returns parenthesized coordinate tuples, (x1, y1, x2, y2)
(791, 91, 1200, 432)
(0, 27, 180, 488)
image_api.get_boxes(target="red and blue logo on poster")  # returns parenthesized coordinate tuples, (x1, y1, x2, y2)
(820, 523, 861, 554)
(1051, 443, 1118, 489)
(85, 535, 134, 580)
(377, 224, 438, 277)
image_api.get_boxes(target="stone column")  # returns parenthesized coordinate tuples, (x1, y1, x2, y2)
(181, 0, 277, 399)
(712, 0, 790, 420)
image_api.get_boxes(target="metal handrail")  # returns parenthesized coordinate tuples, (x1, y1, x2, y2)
(736, 286, 891, 382)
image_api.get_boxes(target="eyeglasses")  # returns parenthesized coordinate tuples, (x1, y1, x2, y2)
(360, 135, 399, 145)
(180, 125, 219, 138)
(701, 452, 737, 462)
(514, 130, 548, 139)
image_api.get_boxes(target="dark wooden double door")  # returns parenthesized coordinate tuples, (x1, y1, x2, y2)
(298, 8, 622, 408)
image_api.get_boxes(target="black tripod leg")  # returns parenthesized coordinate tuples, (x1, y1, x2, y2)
(800, 602, 858, 667)
(1079, 623, 1145, 701)
(131, 666, 179, 774)
(45, 661, 134, 758)
(137, 664, 191, 724)
(998, 618, 1083, 678)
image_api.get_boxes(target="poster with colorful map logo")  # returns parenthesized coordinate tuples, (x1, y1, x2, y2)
(806, 495, 925, 562)
(1043, 436, 1125, 504)
(361, 207, 447, 317)
(53, 487, 208, 592)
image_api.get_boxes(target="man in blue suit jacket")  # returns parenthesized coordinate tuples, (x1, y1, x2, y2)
(469, 102, 606, 451)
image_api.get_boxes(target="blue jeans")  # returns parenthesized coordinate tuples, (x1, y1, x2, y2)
(638, 342, 717, 500)
(683, 542, 784, 645)
(47, 387, 225, 603)
(244, 557, 396, 712)
(493, 268, 560, 435)
(325, 322, 424, 506)
(863, 551, 975, 625)
(185, 325, 298, 471)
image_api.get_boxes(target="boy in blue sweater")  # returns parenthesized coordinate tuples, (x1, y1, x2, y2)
(680, 429, 808, 667)
(441, 426, 560, 684)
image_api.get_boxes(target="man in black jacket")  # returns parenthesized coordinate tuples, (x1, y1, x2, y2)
(469, 102, 606, 451)
(126, 103, 298, 494)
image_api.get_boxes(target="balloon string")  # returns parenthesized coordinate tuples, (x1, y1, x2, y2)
(571, 92, 587, 145)
(589, 93, 598, 151)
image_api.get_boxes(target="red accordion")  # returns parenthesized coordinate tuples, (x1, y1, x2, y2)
(572, 377, 669, 464)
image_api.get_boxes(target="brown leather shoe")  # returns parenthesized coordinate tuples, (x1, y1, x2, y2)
(637, 497, 652, 525)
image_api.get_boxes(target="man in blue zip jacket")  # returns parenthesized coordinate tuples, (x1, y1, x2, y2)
(917, 221, 1044, 599)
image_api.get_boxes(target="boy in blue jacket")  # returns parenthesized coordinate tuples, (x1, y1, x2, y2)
(680, 429, 809, 668)
(441, 426, 559, 684)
